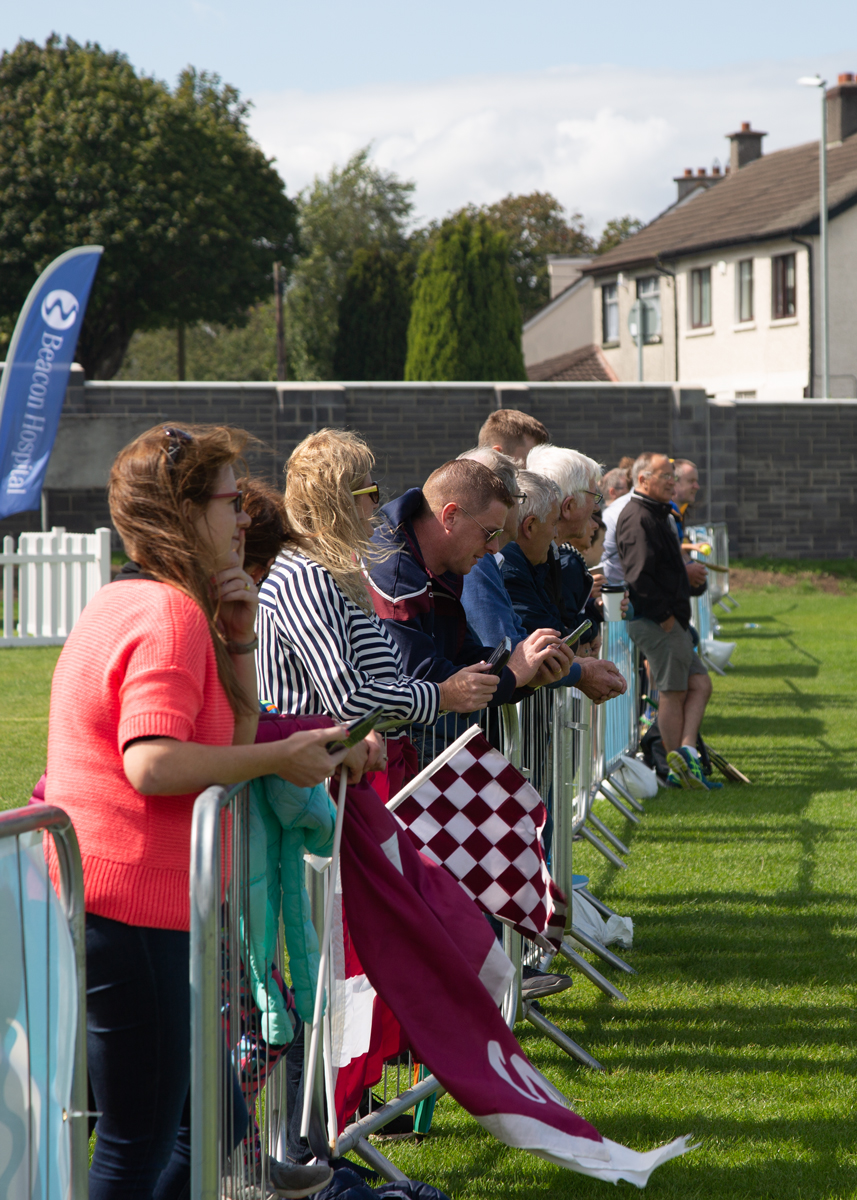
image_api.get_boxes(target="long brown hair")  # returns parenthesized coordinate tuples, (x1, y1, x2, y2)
(108, 423, 254, 716)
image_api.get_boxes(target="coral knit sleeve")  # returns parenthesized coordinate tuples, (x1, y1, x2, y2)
(45, 580, 234, 930)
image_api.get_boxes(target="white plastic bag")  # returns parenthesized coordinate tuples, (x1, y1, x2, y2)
(613, 753, 658, 800)
(570, 890, 634, 950)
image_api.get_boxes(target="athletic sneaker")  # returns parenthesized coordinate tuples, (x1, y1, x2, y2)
(666, 748, 709, 791)
(665, 770, 683, 788)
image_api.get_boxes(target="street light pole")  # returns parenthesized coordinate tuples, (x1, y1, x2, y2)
(798, 75, 829, 397)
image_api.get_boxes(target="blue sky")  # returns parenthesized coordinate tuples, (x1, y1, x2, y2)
(4, 2, 855, 229)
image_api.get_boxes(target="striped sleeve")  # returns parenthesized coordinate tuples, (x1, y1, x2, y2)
(256, 556, 439, 726)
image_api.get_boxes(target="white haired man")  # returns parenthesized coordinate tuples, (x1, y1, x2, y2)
(526, 443, 626, 648)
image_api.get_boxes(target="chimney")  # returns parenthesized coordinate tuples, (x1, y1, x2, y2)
(826, 73, 857, 144)
(673, 165, 724, 203)
(727, 121, 766, 170)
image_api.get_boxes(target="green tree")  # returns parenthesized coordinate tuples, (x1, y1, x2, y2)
(286, 148, 414, 380)
(332, 245, 414, 380)
(596, 215, 644, 254)
(480, 192, 595, 321)
(404, 213, 525, 382)
(116, 301, 283, 382)
(0, 36, 298, 378)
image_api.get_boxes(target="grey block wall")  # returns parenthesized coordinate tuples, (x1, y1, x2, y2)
(1, 379, 853, 559)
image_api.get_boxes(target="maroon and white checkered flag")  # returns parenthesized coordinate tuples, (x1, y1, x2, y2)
(392, 731, 567, 950)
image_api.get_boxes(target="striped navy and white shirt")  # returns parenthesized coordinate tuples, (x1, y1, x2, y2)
(256, 549, 440, 725)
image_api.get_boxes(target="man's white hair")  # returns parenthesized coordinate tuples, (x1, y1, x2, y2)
(527, 444, 602, 503)
(457, 447, 518, 499)
(516, 470, 561, 525)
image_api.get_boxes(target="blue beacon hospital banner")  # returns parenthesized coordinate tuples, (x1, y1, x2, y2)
(0, 244, 103, 518)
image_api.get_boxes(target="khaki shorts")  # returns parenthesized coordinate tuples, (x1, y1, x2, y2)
(628, 617, 708, 693)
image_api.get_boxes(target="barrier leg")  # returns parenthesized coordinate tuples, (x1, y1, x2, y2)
(605, 773, 646, 814)
(579, 825, 627, 869)
(569, 925, 636, 974)
(597, 782, 641, 825)
(557, 942, 628, 1001)
(352, 1138, 410, 1183)
(523, 1001, 604, 1071)
(586, 812, 630, 855)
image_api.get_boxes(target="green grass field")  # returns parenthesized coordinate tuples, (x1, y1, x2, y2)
(1, 585, 855, 1197)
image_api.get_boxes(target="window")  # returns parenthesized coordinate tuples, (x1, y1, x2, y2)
(602, 283, 619, 342)
(636, 276, 661, 340)
(690, 267, 711, 328)
(772, 253, 796, 319)
(737, 260, 754, 322)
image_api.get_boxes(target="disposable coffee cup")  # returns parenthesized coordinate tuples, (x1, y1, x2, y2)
(602, 584, 625, 622)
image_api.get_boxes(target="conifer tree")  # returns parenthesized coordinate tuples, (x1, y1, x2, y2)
(332, 245, 413, 380)
(404, 213, 525, 382)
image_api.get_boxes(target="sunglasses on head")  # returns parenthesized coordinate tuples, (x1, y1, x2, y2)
(351, 481, 381, 505)
(163, 426, 193, 467)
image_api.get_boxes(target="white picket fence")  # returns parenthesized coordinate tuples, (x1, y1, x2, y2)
(0, 526, 112, 647)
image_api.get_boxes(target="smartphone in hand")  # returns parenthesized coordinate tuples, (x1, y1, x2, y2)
(486, 636, 512, 674)
(326, 706, 384, 754)
(563, 619, 593, 645)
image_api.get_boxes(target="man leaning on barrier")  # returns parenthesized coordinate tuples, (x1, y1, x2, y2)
(499, 471, 627, 704)
(366, 460, 574, 756)
(616, 453, 721, 792)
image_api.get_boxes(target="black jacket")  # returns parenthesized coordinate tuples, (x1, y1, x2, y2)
(615, 492, 705, 628)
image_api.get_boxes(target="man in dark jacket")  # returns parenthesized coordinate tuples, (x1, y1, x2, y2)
(617, 453, 716, 791)
(367, 459, 572, 726)
(502, 471, 627, 702)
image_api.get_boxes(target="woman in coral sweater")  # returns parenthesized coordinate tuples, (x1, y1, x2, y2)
(46, 425, 362, 1200)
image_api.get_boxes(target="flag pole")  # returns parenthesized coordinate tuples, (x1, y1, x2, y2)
(301, 767, 349, 1147)
(386, 724, 482, 812)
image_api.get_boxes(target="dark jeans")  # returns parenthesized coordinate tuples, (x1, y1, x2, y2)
(86, 913, 248, 1200)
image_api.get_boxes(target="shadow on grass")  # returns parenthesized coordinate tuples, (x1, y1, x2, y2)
(702, 715, 826, 737)
(728, 663, 819, 679)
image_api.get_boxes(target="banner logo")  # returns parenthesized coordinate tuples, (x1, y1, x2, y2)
(40, 290, 80, 331)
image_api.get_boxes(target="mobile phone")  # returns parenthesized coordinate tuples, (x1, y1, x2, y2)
(486, 636, 512, 674)
(563, 619, 592, 645)
(326, 706, 384, 754)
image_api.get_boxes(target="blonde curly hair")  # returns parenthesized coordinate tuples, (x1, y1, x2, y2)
(283, 429, 378, 612)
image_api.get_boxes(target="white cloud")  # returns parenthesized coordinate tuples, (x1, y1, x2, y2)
(249, 53, 852, 233)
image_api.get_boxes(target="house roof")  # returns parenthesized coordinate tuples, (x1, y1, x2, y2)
(589, 132, 857, 273)
(526, 344, 619, 383)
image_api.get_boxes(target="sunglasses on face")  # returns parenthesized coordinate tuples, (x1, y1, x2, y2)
(459, 507, 504, 544)
(351, 481, 381, 505)
(209, 490, 245, 513)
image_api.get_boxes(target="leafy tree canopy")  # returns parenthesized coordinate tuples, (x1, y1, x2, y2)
(404, 212, 525, 383)
(0, 36, 298, 378)
(286, 147, 415, 380)
(332, 245, 414, 380)
(478, 192, 594, 321)
(596, 215, 645, 255)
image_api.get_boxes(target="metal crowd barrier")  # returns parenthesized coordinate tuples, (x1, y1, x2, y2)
(0, 804, 89, 1200)
(189, 636, 650, 1191)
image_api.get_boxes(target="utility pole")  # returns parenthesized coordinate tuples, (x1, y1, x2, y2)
(274, 262, 287, 382)
(798, 75, 830, 397)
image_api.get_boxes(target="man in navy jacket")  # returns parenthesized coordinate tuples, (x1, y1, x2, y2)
(367, 460, 571, 720)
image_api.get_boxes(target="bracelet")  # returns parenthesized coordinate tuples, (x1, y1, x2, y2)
(226, 636, 259, 654)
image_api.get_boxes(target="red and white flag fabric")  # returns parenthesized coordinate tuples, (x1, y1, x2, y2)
(339, 777, 693, 1187)
(393, 732, 567, 950)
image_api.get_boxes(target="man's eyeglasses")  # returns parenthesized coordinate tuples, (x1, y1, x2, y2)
(210, 491, 245, 513)
(459, 507, 504, 544)
(583, 489, 604, 506)
(512, 492, 527, 502)
(351, 481, 381, 505)
(163, 426, 193, 466)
